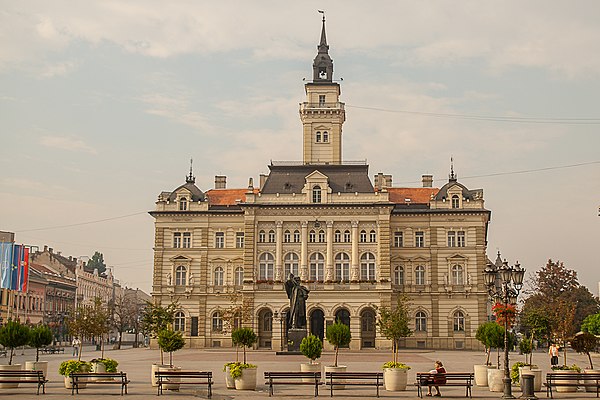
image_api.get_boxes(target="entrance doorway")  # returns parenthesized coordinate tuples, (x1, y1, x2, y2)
(309, 309, 325, 342)
(360, 308, 376, 348)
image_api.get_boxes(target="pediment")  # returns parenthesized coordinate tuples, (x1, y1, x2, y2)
(170, 255, 192, 262)
(446, 253, 468, 261)
(305, 170, 329, 181)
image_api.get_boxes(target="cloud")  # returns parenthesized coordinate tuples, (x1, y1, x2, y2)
(40, 60, 78, 78)
(138, 92, 212, 132)
(40, 135, 97, 154)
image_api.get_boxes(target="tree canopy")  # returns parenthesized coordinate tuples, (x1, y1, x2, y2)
(87, 251, 107, 275)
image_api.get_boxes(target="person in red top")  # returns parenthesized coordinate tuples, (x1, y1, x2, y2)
(427, 360, 446, 397)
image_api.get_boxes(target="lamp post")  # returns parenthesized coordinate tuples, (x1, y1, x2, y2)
(484, 258, 525, 399)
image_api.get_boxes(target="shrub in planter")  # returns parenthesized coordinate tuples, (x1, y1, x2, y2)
(157, 328, 185, 367)
(300, 335, 322, 364)
(59, 360, 91, 376)
(28, 325, 53, 363)
(325, 320, 351, 367)
(231, 327, 257, 364)
(551, 364, 581, 372)
(0, 319, 31, 365)
(90, 358, 118, 372)
(571, 332, 598, 370)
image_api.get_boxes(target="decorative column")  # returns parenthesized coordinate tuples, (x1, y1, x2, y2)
(325, 221, 334, 281)
(300, 221, 308, 280)
(275, 221, 283, 282)
(351, 221, 359, 281)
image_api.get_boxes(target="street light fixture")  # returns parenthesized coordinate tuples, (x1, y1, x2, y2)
(484, 257, 524, 399)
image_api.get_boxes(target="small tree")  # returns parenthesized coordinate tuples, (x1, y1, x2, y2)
(29, 325, 54, 362)
(582, 312, 600, 336)
(376, 295, 412, 366)
(520, 307, 550, 365)
(476, 322, 506, 366)
(571, 332, 598, 370)
(231, 327, 257, 364)
(141, 300, 178, 364)
(300, 335, 323, 364)
(0, 319, 31, 365)
(325, 320, 351, 367)
(519, 338, 533, 364)
(157, 328, 185, 367)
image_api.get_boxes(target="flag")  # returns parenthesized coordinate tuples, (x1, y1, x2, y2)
(19, 247, 29, 292)
(0, 242, 12, 289)
(10, 244, 22, 291)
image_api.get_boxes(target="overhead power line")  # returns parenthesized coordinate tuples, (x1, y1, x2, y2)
(15, 211, 148, 233)
(346, 104, 600, 125)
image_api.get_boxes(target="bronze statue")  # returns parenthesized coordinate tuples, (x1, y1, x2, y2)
(285, 273, 309, 329)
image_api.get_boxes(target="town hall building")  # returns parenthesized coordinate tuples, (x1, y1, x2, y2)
(150, 18, 491, 351)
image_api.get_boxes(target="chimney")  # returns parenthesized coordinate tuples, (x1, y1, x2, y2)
(374, 173, 392, 190)
(259, 174, 268, 190)
(44, 245, 48, 252)
(422, 174, 433, 188)
(214, 175, 227, 189)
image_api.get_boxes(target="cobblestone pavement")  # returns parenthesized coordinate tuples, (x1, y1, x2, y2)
(0, 344, 597, 399)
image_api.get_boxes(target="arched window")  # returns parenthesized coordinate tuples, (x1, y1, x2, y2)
(334, 230, 341, 243)
(268, 230, 276, 243)
(214, 267, 224, 286)
(293, 230, 301, 242)
(335, 252, 350, 282)
(309, 253, 325, 281)
(318, 230, 326, 243)
(359, 230, 367, 243)
(415, 311, 427, 332)
(369, 230, 377, 242)
(212, 311, 223, 332)
(452, 195, 460, 209)
(360, 252, 376, 281)
(415, 266, 425, 285)
(312, 185, 322, 203)
(451, 265, 464, 285)
(258, 253, 274, 280)
(284, 230, 291, 243)
(284, 253, 299, 277)
(258, 230, 266, 243)
(262, 310, 273, 332)
(179, 197, 188, 211)
(175, 266, 187, 286)
(394, 266, 404, 285)
(344, 230, 351, 243)
(174, 311, 185, 332)
(453, 311, 465, 332)
(316, 131, 322, 142)
(361, 309, 375, 333)
(309, 230, 316, 243)
(323, 131, 329, 142)
(234, 267, 244, 286)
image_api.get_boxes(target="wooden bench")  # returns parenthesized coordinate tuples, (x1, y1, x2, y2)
(264, 371, 322, 397)
(325, 371, 383, 397)
(0, 370, 48, 395)
(41, 347, 65, 354)
(415, 372, 474, 398)
(545, 372, 600, 398)
(154, 370, 213, 398)
(70, 372, 130, 396)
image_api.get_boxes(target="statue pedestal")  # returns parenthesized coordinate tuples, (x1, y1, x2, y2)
(287, 329, 307, 352)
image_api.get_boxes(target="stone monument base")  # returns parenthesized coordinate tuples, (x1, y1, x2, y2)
(287, 328, 307, 352)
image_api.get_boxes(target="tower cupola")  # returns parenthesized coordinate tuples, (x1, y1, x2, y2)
(312, 13, 333, 82)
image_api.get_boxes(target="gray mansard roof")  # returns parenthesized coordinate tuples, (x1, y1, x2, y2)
(261, 164, 374, 194)
(433, 178, 482, 201)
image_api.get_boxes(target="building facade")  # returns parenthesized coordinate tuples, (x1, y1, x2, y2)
(150, 19, 491, 350)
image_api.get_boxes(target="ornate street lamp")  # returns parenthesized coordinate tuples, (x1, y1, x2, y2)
(484, 257, 524, 399)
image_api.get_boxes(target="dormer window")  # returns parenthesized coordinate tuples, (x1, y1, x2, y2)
(312, 185, 322, 203)
(452, 195, 460, 209)
(179, 197, 188, 211)
(316, 131, 322, 143)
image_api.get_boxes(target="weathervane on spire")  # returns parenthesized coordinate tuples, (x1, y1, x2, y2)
(186, 157, 195, 184)
(449, 156, 456, 181)
(318, 9, 325, 22)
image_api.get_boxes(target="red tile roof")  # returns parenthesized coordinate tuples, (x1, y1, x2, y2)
(387, 188, 439, 204)
(206, 189, 258, 206)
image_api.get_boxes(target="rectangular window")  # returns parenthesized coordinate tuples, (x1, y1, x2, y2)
(215, 232, 224, 248)
(457, 231, 466, 247)
(394, 232, 403, 248)
(447, 231, 456, 247)
(182, 232, 191, 248)
(319, 94, 326, 106)
(293, 231, 300, 243)
(415, 231, 424, 248)
(236, 232, 244, 248)
(173, 232, 181, 248)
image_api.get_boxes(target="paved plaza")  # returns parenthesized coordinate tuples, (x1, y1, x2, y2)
(0, 345, 596, 399)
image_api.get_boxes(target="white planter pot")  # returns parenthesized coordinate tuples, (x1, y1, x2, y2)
(224, 365, 236, 389)
(151, 364, 169, 387)
(487, 368, 505, 392)
(158, 366, 182, 390)
(234, 366, 257, 390)
(25, 361, 48, 379)
(325, 365, 347, 390)
(383, 368, 408, 391)
(91, 362, 107, 381)
(64, 374, 88, 389)
(474, 364, 495, 387)
(301, 362, 321, 383)
(584, 369, 600, 392)
(553, 370, 578, 392)
(520, 368, 542, 392)
(0, 364, 22, 388)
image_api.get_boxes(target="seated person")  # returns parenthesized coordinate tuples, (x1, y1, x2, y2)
(426, 360, 446, 397)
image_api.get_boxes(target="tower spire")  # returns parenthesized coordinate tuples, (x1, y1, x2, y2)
(318, 10, 327, 48)
(449, 156, 456, 181)
(186, 158, 195, 184)
(312, 10, 333, 82)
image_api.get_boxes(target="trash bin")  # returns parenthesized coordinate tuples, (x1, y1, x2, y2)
(520, 374, 537, 400)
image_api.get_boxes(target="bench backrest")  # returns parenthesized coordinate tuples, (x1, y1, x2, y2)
(325, 372, 383, 379)
(265, 372, 321, 378)
(416, 373, 474, 382)
(155, 371, 211, 377)
(0, 370, 45, 379)
(71, 372, 127, 379)
(547, 373, 600, 380)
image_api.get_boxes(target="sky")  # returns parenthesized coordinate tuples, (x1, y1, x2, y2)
(1, 1, 599, 295)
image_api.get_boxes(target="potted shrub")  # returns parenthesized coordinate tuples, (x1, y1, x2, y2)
(325, 319, 351, 389)
(230, 327, 258, 390)
(513, 339, 542, 391)
(59, 360, 91, 389)
(376, 295, 412, 391)
(0, 319, 31, 388)
(157, 328, 185, 390)
(552, 364, 581, 392)
(140, 301, 177, 387)
(26, 324, 53, 377)
(474, 322, 502, 386)
(89, 357, 118, 381)
(300, 335, 323, 381)
(571, 332, 599, 392)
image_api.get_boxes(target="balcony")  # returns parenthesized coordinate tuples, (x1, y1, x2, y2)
(299, 102, 345, 111)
